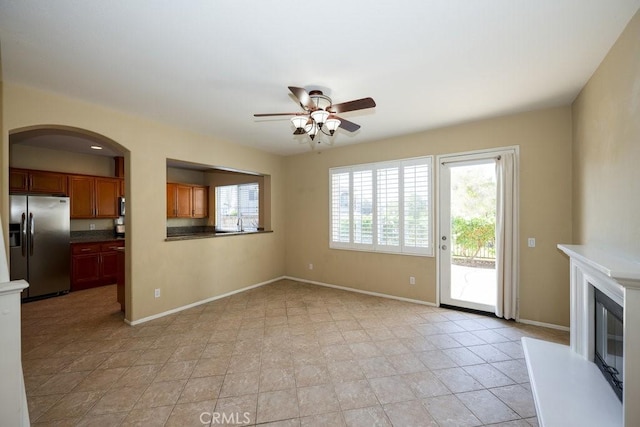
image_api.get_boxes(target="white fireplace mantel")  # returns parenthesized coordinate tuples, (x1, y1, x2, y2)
(523, 244, 640, 427)
(558, 245, 640, 288)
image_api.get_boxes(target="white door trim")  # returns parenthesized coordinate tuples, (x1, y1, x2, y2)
(436, 146, 519, 311)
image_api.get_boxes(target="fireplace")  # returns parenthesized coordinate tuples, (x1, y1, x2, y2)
(525, 244, 640, 426)
(594, 287, 623, 401)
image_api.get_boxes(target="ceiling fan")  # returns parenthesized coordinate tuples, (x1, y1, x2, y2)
(254, 86, 376, 141)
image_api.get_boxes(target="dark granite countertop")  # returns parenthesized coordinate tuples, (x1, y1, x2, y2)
(70, 230, 124, 244)
(165, 226, 271, 241)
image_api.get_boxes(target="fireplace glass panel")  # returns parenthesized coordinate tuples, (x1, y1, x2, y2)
(594, 287, 623, 401)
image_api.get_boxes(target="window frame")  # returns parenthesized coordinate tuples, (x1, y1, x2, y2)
(329, 156, 434, 257)
(215, 182, 260, 231)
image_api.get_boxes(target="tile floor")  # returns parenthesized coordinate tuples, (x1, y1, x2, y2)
(21, 279, 569, 426)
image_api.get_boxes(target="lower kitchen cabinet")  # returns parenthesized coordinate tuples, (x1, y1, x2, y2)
(71, 241, 124, 291)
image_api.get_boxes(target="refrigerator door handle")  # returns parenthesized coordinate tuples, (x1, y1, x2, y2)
(29, 212, 35, 256)
(21, 212, 27, 257)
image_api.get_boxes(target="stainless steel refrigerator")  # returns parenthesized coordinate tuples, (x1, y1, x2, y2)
(9, 195, 70, 299)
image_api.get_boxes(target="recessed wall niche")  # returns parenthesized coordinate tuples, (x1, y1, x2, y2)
(166, 159, 271, 234)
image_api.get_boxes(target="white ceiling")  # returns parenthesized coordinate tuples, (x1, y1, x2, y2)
(1, 1, 638, 156)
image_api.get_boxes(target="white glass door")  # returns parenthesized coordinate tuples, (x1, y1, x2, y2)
(440, 156, 497, 313)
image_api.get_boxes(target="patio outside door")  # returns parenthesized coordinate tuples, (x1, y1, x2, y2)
(439, 154, 497, 313)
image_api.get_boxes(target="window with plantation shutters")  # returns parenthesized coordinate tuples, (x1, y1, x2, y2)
(329, 156, 433, 256)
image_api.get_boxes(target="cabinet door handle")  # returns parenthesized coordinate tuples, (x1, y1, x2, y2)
(81, 248, 92, 252)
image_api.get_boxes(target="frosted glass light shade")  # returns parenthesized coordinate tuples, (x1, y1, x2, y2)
(325, 117, 341, 134)
(311, 110, 330, 126)
(290, 116, 307, 130)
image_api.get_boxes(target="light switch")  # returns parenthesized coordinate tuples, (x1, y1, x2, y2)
(528, 238, 536, 248)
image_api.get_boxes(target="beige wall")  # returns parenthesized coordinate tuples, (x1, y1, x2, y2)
(572, 10, 640, 256)
(1, 83, 286, 322)
(166, 166, 206, 185)
(10, 144, 116, 177)
(285, 107, 573, 326)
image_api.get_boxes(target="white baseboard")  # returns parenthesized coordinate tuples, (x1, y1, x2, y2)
(518, 317, 569, 332)
(284, 276, 437, 307)
(125, 276, 286, 326)
(124, 276, 566, 331)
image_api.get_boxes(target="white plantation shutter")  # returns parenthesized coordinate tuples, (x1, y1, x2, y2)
(403, 160, 431, 253)
(330, 156, 433, 256)
(331, 172, 350, 245)
(353, 169, 373, 245)
(376, 166, 400, 249)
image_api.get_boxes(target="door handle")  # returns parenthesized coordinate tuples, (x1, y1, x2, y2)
(29, 213, 35, 256)
(441, 245, 447, 250)
(21, 213, 26, 257)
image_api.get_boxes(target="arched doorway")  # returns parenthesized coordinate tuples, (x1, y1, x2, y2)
(8, 125, 131, 319)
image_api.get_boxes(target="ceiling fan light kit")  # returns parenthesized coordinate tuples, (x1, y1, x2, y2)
(255, 86, 376, 144)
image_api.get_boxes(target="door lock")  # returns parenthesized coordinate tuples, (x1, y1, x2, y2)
(442, 236, 447, 241)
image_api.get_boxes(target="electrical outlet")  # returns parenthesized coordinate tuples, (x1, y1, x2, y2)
(89, 223, 96, 230)
(409, 276, 416, 285)
(528, 238, 536, 248)
(308, 263, 314, 270)
(154, 288, 161, 298)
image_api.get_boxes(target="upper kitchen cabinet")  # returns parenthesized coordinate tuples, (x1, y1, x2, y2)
(166, 183, 208, 218)
(69, 175, 121, 218)
(9, 168, 68, 195)
(95, 178, 121, 217)
(192, 185, 209, 218)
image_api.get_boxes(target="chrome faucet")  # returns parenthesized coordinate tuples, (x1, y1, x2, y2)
(237, 216, 243, 232)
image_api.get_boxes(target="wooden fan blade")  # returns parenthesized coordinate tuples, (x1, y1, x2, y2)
(331, 97, 376, 114)
(254, 112, 303, 117)
(288, 86, 315, 110)
(335, 116, 361, 132)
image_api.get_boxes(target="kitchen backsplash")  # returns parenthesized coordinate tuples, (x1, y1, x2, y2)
(71, 219, 115, 232)
(166, 217, 208, 227)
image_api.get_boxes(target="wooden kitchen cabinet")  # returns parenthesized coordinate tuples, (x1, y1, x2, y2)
(176, 184, 193, 217)
(71, 241, 124, 291)
(95, 178, 120, 217)
(192, 185, 209, 218)
(9, 168, 68, 195)
(69, 175, 121, 218)
(167, 183, 208, 218)
(101, 242, 125, 288)
(69, 175, 95, 217)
